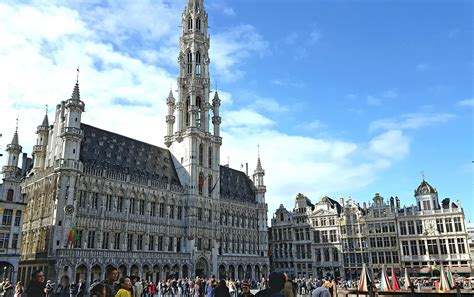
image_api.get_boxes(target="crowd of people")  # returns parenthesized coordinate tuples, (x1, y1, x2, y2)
(8, 268, 473, 297)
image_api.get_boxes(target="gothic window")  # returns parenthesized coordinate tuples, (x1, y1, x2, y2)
(127, 234, 133, 251)
(208, 175, 213, 196)
(139, 200, 145, 215)
(196, 18, 201, 31)
(117, 196, 123, 212)
(159, 203, 165, 217)
(87, 231, 95, 249)
(186, 97, 190, 126)
(208, 146, 212, 167)
(137, 234, 143, 250)
(102, 232, 109, 249)
(187, 17, 193, 30)
(177, 205, 183, 220)
(150, 202, 156, 217)
(195, 51, 201, 76)
(113, 233, 120, 250)
(196, 96, 202, 127)
(158, 236, 163, 251)
(199, 144, 203, 165)
(198, 172, 204, 195)
(148, 235, 154, 251)
(169, 205, 174, 219)
(6, 189, 13, 201)
(187, 52, 192, 74)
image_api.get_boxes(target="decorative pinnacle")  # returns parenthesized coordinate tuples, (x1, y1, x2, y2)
(421, 170, 425, 181)
(11, 118, 19, 145)
(71, 68, 80, 100)
(256, 144, 263, 172)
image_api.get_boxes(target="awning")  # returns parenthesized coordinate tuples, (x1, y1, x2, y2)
(450, 266, 471, 274)
(419, 267, 431, 274)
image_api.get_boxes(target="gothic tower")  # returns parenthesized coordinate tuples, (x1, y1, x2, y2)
(165, 0, 222, 275)
(166, 0, 221, 197)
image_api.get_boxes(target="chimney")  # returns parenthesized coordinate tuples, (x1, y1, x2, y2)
(363, 202, 367, 209)
(390, 196, 394, 208)
(339, 197, 344, 206)
(395, 196, 400, 209)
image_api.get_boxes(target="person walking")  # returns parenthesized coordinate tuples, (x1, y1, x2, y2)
(25, 270, 47, 297)
(255, 272, 285, 297)
(14, 282, 23, 297)
(311, 281, 331, 297)
(214, 280, 230, 297)
(3, 280, 13, 297)
(281, 275, 293, 297)
(115, 278, 132, 297)
(104, 269, 120, 297)
(237, 282, 253, 297)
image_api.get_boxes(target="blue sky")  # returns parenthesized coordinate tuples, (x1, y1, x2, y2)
(0, 0, 472, 222)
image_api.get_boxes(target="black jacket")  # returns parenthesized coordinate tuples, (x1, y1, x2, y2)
(25, 280, 46, 297)
(214, 284, 230, 297)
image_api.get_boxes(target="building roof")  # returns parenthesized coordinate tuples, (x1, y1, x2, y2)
(79, 123, 181, 186)
(219, 165, 256, 203)
(415, 179, 437, 196)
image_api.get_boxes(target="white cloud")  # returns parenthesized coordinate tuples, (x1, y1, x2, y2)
(211, 25, 268, 82)
(457, 98, 474, 108)
(369, 130, 410, 160)
(370, 112, 455, 132)
(0, 1, 420, 224)
(284, 32, 299, 45)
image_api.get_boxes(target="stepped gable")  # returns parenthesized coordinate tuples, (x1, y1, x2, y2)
(80, 123, 181, 185)
(220, 165, 256, 202)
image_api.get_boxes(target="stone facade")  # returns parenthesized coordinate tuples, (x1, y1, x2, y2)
(17, 0, 268, 287)
(0, 128, 28, 283)
(270, 180, 471, 279)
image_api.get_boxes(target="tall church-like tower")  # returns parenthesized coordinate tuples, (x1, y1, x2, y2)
(165, 0, 223, 274)
(166, 0, 221, 195)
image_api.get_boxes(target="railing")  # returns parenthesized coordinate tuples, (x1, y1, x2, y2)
(56, 248, 191, 261)
(33, 145, 46, 152)
(60, 127, 83, 138)
(54, 158, 83, 171)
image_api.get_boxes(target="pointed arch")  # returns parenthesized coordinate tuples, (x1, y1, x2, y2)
(198, 172, 204, 196)
(208, 174, 212, 197)
(196, 96, 202, 127)
(187, 17, 193, 31)
(208, 146, 212, 167)
(195, 51, 201, 76)
(196, 18, 201, 31)
(199, 143, 203, 166)
(186, 51, 192, 75)
(185, 97, 190, 126)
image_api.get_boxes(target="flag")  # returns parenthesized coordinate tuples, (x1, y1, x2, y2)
(67, 225, 78, 243)
(379, 265, 392, 292)
(403, 268, 411, 291)
(391, 267, 400, 291)
(439, 266, 451, 292)
(446, 266, 455, 288)
(358, 263, 370, 292)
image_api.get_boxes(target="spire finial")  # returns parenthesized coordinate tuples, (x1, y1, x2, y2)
(15, 117, 18, 133)
(257, 143, 260, 158)
(76, 67, 80, 83)
(45, 104, 48, 114)
(421, 170, 425, 181)
(215, 81, 218, 93)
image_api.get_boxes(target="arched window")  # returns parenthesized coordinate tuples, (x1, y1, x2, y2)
(6, 189, 13, 201)
(199, 144, 203, 166)
(198, 172, 204, 195)
(195, 51, 201, 76)
(208, 146, 212, 167)
(196, 96, 202, 127)
(187, 51, 192, 74)
(196, 18, 201, 31)
(208, 175, 213, 196)
(185, 97, 190, 126)
(187, 18, 193, 31)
